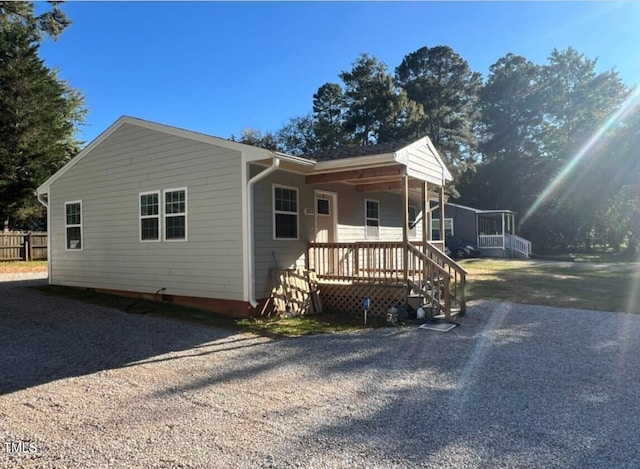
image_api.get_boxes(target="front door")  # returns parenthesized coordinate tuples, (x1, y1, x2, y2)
(315, 191, 337, 243)
(315, 191, 338, 276)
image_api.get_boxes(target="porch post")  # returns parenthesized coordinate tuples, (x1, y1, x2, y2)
(439, 185, 446, 245)
(501, 213, 505, 248)
(421, 181, 428, 248)
(402, 172, 409, 283)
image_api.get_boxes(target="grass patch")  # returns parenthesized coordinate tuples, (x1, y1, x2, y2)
(238, 311, 380, 337)
(461, 258, 640, 313)
(533, 250, 633, 263)
(0, 260, 47, 273)
(32, 285, 374, 337)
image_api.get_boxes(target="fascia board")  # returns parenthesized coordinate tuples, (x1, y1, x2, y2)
(314, 153, 397, 172)
(122, 116, 278, 158)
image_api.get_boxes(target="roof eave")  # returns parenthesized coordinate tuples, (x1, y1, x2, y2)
(314, 153, 396, 171)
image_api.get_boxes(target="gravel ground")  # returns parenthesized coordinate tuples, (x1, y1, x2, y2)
(2, 273, 640, 468)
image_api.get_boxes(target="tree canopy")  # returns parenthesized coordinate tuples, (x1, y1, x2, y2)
(238, 44, 639, 254)
(0, 1, 85, 231)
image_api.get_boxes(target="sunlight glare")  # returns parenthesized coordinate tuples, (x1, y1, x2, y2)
(522, 87, 640, 225)
(626, 259, 640, 314)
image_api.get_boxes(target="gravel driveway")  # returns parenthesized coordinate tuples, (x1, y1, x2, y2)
(2, 273, 640, 468)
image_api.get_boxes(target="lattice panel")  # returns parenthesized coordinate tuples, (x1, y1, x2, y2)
(319, 283, 407, 317)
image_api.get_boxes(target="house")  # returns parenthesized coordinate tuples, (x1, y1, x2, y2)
(431, 202, 532, 258)
(36, 116, 467, 318)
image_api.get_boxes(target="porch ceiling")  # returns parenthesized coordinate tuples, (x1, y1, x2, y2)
(305, 164, 440, 198)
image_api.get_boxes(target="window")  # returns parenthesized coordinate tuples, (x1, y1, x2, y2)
(273, 185, 298, 239)
(140, 191, 160, 241)
(408, 206, 418, 239)
(317, 198, 330, 215)
(431, 218, 454, 240)
(164, 188, 187, 241)
(365, 199, 380, 239)
(65, 201, 82, 250)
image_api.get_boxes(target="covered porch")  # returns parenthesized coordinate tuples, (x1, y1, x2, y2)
(263, 137, 467, 319)
(303, 140, 466, 318)
(477, 210, 532, 258)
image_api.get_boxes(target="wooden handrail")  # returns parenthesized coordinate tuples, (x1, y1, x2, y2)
(414, 240, 468, 277)
(407, 243, 450, 279)
(408, 241, 466, 316)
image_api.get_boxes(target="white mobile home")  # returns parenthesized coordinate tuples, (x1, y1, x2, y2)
(37, 116, 465, 317)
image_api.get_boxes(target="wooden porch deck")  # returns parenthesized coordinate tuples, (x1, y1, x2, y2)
(307, 241, 466, 318)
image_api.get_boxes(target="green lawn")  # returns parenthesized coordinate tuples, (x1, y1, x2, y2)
(461, 257, 640, 313)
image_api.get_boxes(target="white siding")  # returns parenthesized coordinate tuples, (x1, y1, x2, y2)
(49, 123, 245, 301)
(332, 188, 424, 242)
(251, 167, 313, 298)
(405, 144, 447, 185)
(251, 171, 425, 298)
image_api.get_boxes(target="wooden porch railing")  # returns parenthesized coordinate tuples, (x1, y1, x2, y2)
(307, 242, 406, 282)
(308, 240, 466, 316)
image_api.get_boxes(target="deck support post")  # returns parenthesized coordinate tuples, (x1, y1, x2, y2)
(402, 173, 409, 287)
(439, 185, 446, 245)
(422, 181, 429, 248)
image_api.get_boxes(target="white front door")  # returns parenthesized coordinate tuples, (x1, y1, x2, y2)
(315, 191, 337, 243)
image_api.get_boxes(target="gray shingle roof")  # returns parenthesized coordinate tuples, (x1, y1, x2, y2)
(309, 141, 412, 161)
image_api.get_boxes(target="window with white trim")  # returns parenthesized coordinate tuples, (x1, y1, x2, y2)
(431, 218, 453, 240)
(164, 188, 187, 241)
(408, 205, 418, 239)
(365, 199, 380, 239)
(273, 185, 298, 239)
(140, 191, 160, 241)
(65, 201, 82, 250)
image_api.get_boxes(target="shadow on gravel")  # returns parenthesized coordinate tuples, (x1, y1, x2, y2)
(0, 279, 245, 396)
(149, 301, 640, 467)
(293, 305, 640, 466)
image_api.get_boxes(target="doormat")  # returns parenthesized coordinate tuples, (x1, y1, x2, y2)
(418, 321, 459, 333)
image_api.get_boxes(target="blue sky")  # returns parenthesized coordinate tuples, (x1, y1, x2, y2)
(38, 1, 640, 145)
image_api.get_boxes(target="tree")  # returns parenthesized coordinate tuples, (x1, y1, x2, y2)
(479, 54, 544, 163)
(458, 54, 546, 227)
(595, 89, 640, 255)
(276, 114, 319, 156)
(460, 47, 630, 252)
(340, 53, 423, 145)
(229, 128, 279, 151)
(0, 1, 85, 231)
(312, 83, 346, 152)
(396, 46, 483, 172)
(535, 48, 628, 250)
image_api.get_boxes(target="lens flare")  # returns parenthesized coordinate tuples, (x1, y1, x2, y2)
(627, 261, 640, 314)
(522, 87, 640, 225)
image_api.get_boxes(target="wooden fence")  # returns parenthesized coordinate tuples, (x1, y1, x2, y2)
(0, 232, 48, 261)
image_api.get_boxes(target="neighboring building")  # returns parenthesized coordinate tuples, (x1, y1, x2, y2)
(432, 202, 532, 258)
(37, 116, 465, 318)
